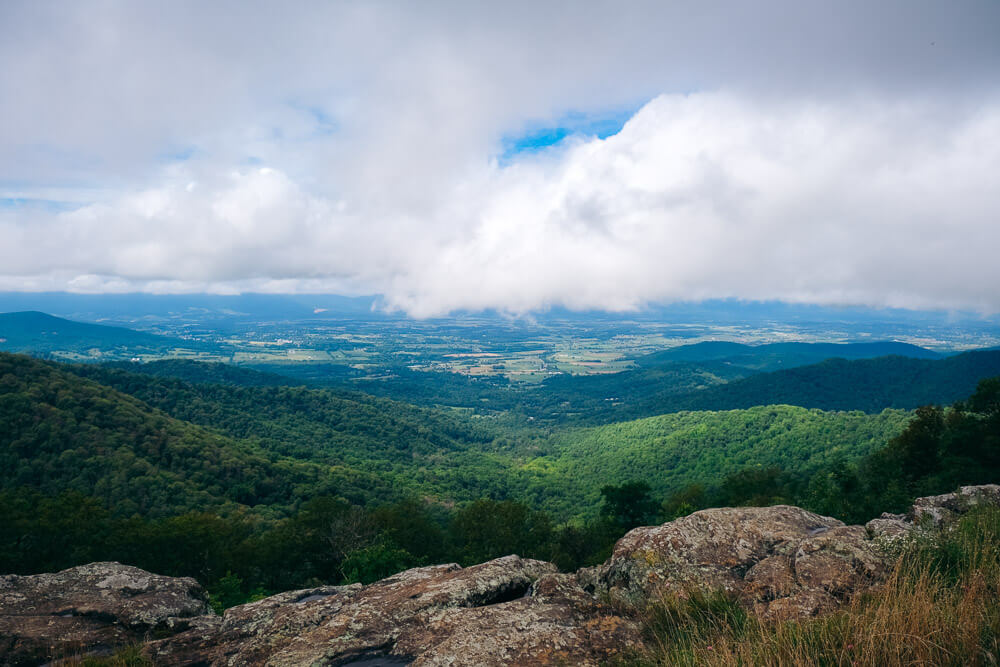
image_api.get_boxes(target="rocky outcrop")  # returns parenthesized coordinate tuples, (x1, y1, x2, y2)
(866, 485, 1000, 543)
(598, 485, 1000, 621)
(596, 505, 886, 620)
(0, 562, 210, 665)
(909, 484, 1000, 527)
(147, 555, 640, 666)
(4, 485, 1000, 666)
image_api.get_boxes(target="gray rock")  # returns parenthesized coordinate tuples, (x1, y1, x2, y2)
(596, 485, 1000, 622)
(0, 562, 210, 666)
(597, 505, 890, 621)
(597, 505, 844, 606)
(910, 484, 1000, 527)
(865, 512, 911, 542)
(147, 555, 641, 666)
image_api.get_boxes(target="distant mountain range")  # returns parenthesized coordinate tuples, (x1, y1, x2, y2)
(666, 350, 1000, 413)
(0, 293, 387, 324)
(525, 341, 965, 422)
(636, 340, 943, 372)
(0, 311, 200, 355)
(5, 310, 1000, 422)
(2, 292, 1000, 328)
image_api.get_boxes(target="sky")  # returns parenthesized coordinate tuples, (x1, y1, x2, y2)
(1, 1, 999, 317)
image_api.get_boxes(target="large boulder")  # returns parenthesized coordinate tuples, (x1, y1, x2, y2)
(598, 505, 887, 620)
(147, 555, 642, 666)
(0, 562, 210, 665)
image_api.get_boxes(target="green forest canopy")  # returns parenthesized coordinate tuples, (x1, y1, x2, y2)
(3, 350, 999, 610)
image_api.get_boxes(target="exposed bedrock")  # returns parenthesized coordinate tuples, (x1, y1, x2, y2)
(146, 555, 641, 666)
(2, 485, 998, 665)
(0, 562, 209, 666)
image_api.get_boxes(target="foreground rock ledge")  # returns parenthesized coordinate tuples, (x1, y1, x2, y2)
(2, 484, 997, 666)
(598, 504, 889, 620)
(0, 562, 209, 666)
(147, 555, 641, 666)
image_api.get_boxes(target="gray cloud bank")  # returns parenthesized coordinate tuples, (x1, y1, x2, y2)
(2, 1, 999, 316)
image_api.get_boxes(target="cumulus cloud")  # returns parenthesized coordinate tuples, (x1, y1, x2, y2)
(1, 1, 999, 315)
(400, 94, 1000, 315)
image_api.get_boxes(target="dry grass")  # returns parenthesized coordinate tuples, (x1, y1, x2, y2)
(620, 507, 1000, 666)
(57, 645, 151, 667)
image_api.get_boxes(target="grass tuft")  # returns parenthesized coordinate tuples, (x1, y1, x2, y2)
(60, 645, 152, 667)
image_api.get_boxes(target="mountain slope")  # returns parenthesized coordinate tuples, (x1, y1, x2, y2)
(518, 405, 911, 517)
(636, 340, 942, 370)
(103, 358, 299, 387)
(520, 348, 1000, 423)
(669, 350, 1000, 413)
(529, 360, 747, 420)
(0, 310, 204, 356)
(0, 352, 346, 517)
(64, 359, 527, 504)
(0, 352, 529, 517)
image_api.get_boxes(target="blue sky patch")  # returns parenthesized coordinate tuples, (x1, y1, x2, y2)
(157, 145, 198, 163)
(499, 105, 640, 163)
(302, 105, 338, 136)
(285, 101, 339, 139)
(0, 197, 80, 212)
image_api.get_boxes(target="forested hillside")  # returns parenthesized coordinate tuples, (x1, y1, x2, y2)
(500, 349, 1000, 423)
(0, 311, 209, 355)
(0, 352, 343, 517)
(0, 352, 526, 514)
(635, 340, 941, 370)
(522, 360, 746, 421)
(63, 358, 917, 520)
(68, 362, 529, 504)
(104, 358, 295, 387)
(3, 352, 921, 526)
(3, 350, 999, 615)
(519, 406, 911, 517)
(670, 350, 1000, 413)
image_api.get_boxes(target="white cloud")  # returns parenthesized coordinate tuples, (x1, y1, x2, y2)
(3, 93, 999, 315)
(383, 94, 1000, 315)
(1, 2, 999, 314)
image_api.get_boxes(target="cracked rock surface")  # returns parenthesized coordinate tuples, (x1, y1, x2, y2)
(598, 486, 1000, 622)
(0, 562, 210, 666)
(146, 555, 640, 666)
(597, 505, 868, 619)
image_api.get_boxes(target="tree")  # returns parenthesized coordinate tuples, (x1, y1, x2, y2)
(662, 483, 707, 520)
(370, 498, 447, 564)
(450, 499, 553, 565)
(967, 377, 1000, 417)
(715, 467, 797, 508)
(341, 541, 414, 584)
(600, 481, 658, 529)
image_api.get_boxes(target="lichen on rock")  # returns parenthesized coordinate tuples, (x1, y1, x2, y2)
(0, 562, 210, 666)
(147, 554, 639, 666)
